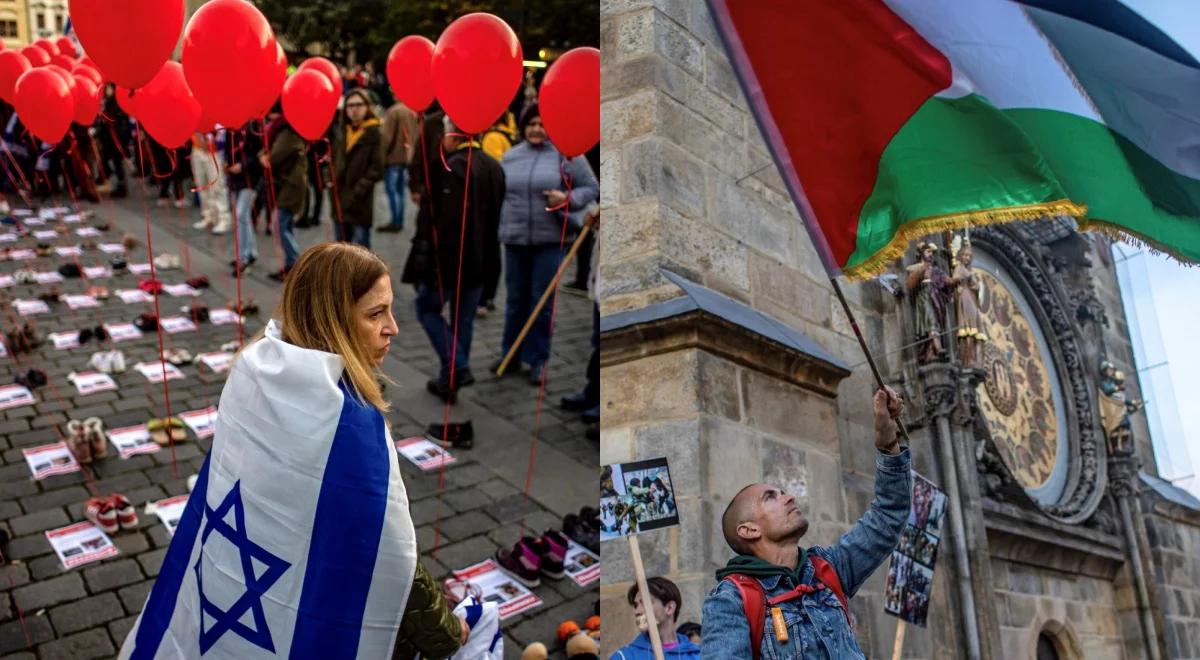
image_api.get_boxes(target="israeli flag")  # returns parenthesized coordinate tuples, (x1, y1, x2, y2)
(450, 597, 502, 660)
(120, 320, 418, 659)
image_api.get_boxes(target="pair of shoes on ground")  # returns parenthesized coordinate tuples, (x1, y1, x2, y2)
(425, 369, 475, 404)
(79, 325, 109, 345)
(147, 417, 187, 446)
(67, 417, 107, 464)
(84, 494, 137, 534)
(14, 368, 47, 390)
(163, 347, 193, 366)
(494, 531, 573, 589)
(89, 349, 126, 374)
(153, 253, 182, 270)
(562, 506, 600, 554)
(6, 322, 41, 353)
(426, 420, 474, 449)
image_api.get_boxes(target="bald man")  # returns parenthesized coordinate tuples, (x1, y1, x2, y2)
(700, 387, 911, 659)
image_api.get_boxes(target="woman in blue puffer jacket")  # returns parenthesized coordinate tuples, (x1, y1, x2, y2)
(494, 104, 599, 384)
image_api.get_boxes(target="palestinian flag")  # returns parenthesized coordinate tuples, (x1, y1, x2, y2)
(708, 0, 1200, 278)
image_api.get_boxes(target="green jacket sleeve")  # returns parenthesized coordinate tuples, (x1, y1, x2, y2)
(391, 561, 462, 660)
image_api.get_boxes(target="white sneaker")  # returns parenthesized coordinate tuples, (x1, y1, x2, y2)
(109, 350, 126, 374)
(173, 199, 187, 209)
(89, 350, 113, 374)
(211, 221, 231, 235)
(192, 220, 211, 230)
(0, 200, 10, 215)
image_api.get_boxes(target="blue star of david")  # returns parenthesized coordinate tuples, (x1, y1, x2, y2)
(194, 481, 291, 654)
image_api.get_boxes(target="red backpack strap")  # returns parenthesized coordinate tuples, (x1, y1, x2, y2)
(809, 554, 853, 629)
(723, 574, 766, 660)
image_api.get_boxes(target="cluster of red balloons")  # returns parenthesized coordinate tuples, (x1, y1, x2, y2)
(383, 13, 599, 158)
(5, 30, 106, 144)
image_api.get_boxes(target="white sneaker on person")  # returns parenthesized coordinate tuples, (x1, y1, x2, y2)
(211, 221, 232, 235)
(192, 218, 212, 230)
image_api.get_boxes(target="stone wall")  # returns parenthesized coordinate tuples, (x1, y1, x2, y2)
(1145, 500, 1200, 659)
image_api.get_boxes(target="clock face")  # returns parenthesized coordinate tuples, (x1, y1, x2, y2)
(972, 254, 1069, 503)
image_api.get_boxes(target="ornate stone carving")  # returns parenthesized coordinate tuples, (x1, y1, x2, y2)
(1107, 456, 1141, 499)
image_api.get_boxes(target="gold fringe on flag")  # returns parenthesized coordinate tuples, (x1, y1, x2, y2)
(842, 199, 1089, 280)
(1078, 219, 1200, 267)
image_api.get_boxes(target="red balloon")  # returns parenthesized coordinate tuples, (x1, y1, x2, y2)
(46, 65, 78, 103)
(250, 41, 287, 118)
(34, 39, 60, 58)
(51, 54, 75, 71)
(387, 36, 435, 112)
(79, 55, 97, 70)
(539, 48, 600, 158)
(55, 37, 75, 57)
(14, 68, 73, 143)
(70, 0, 184, 89)
(20, 46, 49, 68)
(72, 75, 100, 125)
(195, 107, 218, 133)
(282, 69, 338, 141)
(72, 63, 103, 87)
(137, 61, 200, 148)
(115, 85, 138, 118)
(182, 0, 277, 127)
(0, 50, 31, 103)
(297, 57, 340, 91)
(432, 13, 523, 133)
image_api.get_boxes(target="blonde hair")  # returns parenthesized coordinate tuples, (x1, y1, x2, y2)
(275, 242, 390, 411)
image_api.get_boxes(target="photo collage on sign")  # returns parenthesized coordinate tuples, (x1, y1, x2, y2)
(883, 471, 948, 627)
(599, 457, 680, 540)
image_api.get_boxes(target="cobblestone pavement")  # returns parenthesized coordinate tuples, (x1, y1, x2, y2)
(0, 179, 599, 659)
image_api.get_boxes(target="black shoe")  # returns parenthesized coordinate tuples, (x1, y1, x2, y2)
(452, 369, 475, 388)
(562, 281, 587, 294)
(582, 405, 599, 424)
(377, 224, 403, 233)
(426, 420, 474, 449)
(295, 218, 314, 229)
(560, 391, 589, 412)
(528, 362, 547, 386)
(228, 256, 256, 269)
(111, 186, 128, 199)
(426, 378, 457, 404)
(490, 358, 523, 377)
(268, 268, 290, 282)
(586, 421, 599, 443)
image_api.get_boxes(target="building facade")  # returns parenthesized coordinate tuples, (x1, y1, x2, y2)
(598, 1, 1200, 658)
(26, 0, 64, 41)
(0, 0, 28, 47)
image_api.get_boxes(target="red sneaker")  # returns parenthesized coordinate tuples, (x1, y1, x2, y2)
(84, 497, 118, 535)
(495, 538, 543, 588)
(111, 494, 137, 530)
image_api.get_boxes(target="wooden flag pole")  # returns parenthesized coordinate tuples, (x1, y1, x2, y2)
(891, 620, 907, 660)
(830, 277, 912, 443)
(628, 535, 666, 660)
(495, 215, 596, 377)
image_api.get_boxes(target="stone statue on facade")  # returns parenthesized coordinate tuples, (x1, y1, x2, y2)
(1097, 361, 1145, 456)
(906, 241, 951, 364)
(948, 235, 988, 369)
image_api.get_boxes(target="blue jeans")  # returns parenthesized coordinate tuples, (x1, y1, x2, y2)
(501, 244, 565, 368)
(384, 165, 406, 228)
(415, 284, 482, 379)
(335, 222, 372, 250)
(232, 189, 257, 263)
(276, 208, 300, 269)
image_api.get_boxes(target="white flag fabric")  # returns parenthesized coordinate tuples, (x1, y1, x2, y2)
(120, 320, 418, 659)
(449, 597, 503, 660)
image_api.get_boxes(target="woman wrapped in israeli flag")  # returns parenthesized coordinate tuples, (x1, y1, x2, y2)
(119, 243, 470, 659)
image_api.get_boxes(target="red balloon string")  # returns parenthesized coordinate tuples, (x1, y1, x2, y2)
(431, 142, 474, 555)
(188, 133, 221, 193)
(133, 118, 180, 479)
(307, 139, 334, 243)
(228, 128, 245, 349)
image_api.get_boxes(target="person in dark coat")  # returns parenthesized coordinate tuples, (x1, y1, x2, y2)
(402, 114, 505, 403)
(332, 89, 384, 249)
(96, 85, 129, 198)
(262, 105, 307, 281)
(225, 121, 264, 275)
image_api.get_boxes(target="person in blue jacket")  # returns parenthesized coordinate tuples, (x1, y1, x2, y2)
(613, 577, 702, 659)
(494, 104, 599, 385)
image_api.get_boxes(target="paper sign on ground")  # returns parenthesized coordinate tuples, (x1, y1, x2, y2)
(45, 206, 70, 214)
(0, 339, 6, 358)
(563, 540, 600, 587)
(128, 262, 152, 275)
(164, 283, 199, 297)
(22, 217, 44, 226)
(104, 322, 142, 342)
(452, 559, 542, 620)
(600, 457, 680, 540)
(75, 227, 102, 237)
(107, 424, 160, 459)
(180, 406, 217, 439)
(33, 229, 58, 240)
(197, 351, 233, 373)
(63, 214, 82, 223)
(160, 316, 197, 334)
(69, 371, 118, 396)
(34, 271, 64, 285)
(115, 289, 153, 304)
(46, 522, 118, 569)
(37, 209, 56, 220)
(83, 266, 112, 279)
(0, 384, 34, 410)
(135, 360, 185, 383)
(11, 208, 31, 216)
(23, 442, 79, 479)
(0, 233, 16, 242)
(396, 437, 457, 472)
(55, 246, 82, 257)
(152, 495, 189, 537)
(209, 308, 241, 326)
(0, 274, 14, 287)
(15, 299, 49, 315)
(62, 294, 100, 310)
(48, 331, 81, 350)
(98, 243, 124, 254)
(8, 248, 35, 260)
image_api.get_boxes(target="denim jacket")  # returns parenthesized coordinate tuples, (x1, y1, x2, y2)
(700, 449, 912, 659)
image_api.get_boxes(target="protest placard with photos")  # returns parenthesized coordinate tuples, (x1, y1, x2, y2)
(107, 424, 161, 459)
(46, 522, 119, 569)
(23, 442, 80, 479)
(600, 457, 681, 540)
(883, 471, 947, 627)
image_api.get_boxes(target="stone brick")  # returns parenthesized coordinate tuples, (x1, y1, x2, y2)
(437, 510, 498, 542)
(117, 580, 154, 614)
(18, 486, 88, 513)
(83, 559, 144, 593)
(136, 549, 166, 578)
(634, 417, 702, 497)
(0, 615, 54, 655)
(5, 534, 50, 561)
(601, 350, 698, 428)
(28, 555, 66, 581)
(12, 573, 85, 611)
(429, 536, 498, 574)
(659, 205, 749, 292)
(48, 592, 123, 635)
(0, 418, 30, 435)
(0, 564, 31, 589)
(28, 413, 66, 430)
(7, 509, 69, 537)
(107, 615, 138, 648)
(35, 628, 114, 660)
